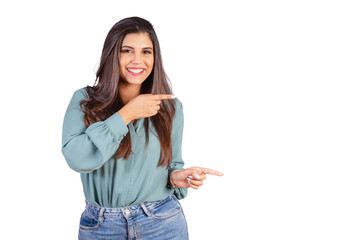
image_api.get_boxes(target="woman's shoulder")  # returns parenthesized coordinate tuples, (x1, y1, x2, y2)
(173, 97, 184, 123)
(174, 97, 183, 110)
(72, 86, 92, 100)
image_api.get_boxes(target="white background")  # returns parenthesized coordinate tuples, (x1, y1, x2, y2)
(0, 0, 359, 239)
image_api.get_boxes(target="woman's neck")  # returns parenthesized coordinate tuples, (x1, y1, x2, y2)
(119, 83, 141, 105)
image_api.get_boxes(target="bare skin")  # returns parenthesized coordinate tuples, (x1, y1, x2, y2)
(118, 94, 174, 125)
(170, 167, 224, 190)
(117, 32, 224, 190)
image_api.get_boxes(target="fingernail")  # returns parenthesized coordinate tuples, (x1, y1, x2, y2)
(196, 174, 200, 179)
(188, 176, 193, 179)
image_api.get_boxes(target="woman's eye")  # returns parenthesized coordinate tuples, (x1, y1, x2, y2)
(121, 49, 152, 54)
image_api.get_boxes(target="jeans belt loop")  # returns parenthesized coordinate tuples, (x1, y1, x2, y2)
(98, 207, 105, 223)
(140, 203, 151, 217)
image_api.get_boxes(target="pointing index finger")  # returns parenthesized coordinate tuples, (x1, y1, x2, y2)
(153, 94, 176, 100)
(193, 167, 224, 176)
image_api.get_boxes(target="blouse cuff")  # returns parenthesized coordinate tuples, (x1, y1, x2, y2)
(104, 112, 129, 142)
(172, 186, 188, 200)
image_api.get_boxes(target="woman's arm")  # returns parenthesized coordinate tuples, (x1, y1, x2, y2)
(61, 89, 129, 173)
(167, 99, 188, 199)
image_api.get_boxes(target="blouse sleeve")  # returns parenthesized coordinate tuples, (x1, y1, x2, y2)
(167, 99, 188, 199)
(61, 88, 129, 173)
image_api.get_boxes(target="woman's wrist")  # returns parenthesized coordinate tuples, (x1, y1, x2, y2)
(170, 170, 180, 188)
(118, 106, 133, 125)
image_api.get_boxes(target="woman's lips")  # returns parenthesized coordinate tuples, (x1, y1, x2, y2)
(127, 68, 145, 76)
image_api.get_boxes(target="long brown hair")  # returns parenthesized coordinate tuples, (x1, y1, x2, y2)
(80, 17, 176, 169)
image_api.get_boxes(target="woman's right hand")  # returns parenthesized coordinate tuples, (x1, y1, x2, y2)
(118, 94, 175, 124)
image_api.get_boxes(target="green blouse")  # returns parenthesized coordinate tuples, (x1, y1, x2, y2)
(61, 88, 187, 208)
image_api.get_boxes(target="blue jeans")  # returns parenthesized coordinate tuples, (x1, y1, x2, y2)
(78, 193, 189, 240)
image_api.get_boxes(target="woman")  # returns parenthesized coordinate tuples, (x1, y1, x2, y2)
(61, 16, 223, 240)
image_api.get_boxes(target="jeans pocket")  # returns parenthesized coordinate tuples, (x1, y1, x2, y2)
(79, 210, 101, 230)
(145, 196, 182, 220)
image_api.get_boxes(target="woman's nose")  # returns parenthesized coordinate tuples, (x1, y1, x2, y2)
(131, 53, 141, 64)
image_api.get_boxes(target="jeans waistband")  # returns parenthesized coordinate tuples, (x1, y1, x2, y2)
(85, 194, 175, 218)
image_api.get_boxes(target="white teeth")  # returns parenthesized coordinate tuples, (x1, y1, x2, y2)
(127, 68, 144, 73)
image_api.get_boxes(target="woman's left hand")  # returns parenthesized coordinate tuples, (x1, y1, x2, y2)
(170, 167, 224, 190)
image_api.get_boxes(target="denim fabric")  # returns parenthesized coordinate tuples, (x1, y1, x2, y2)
(78, 193, 189, 240)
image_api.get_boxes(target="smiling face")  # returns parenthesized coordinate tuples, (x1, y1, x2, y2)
(119, 32, 154, 86)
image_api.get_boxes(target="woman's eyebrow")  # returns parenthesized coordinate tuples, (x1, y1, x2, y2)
(121, 45, 153, 50)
